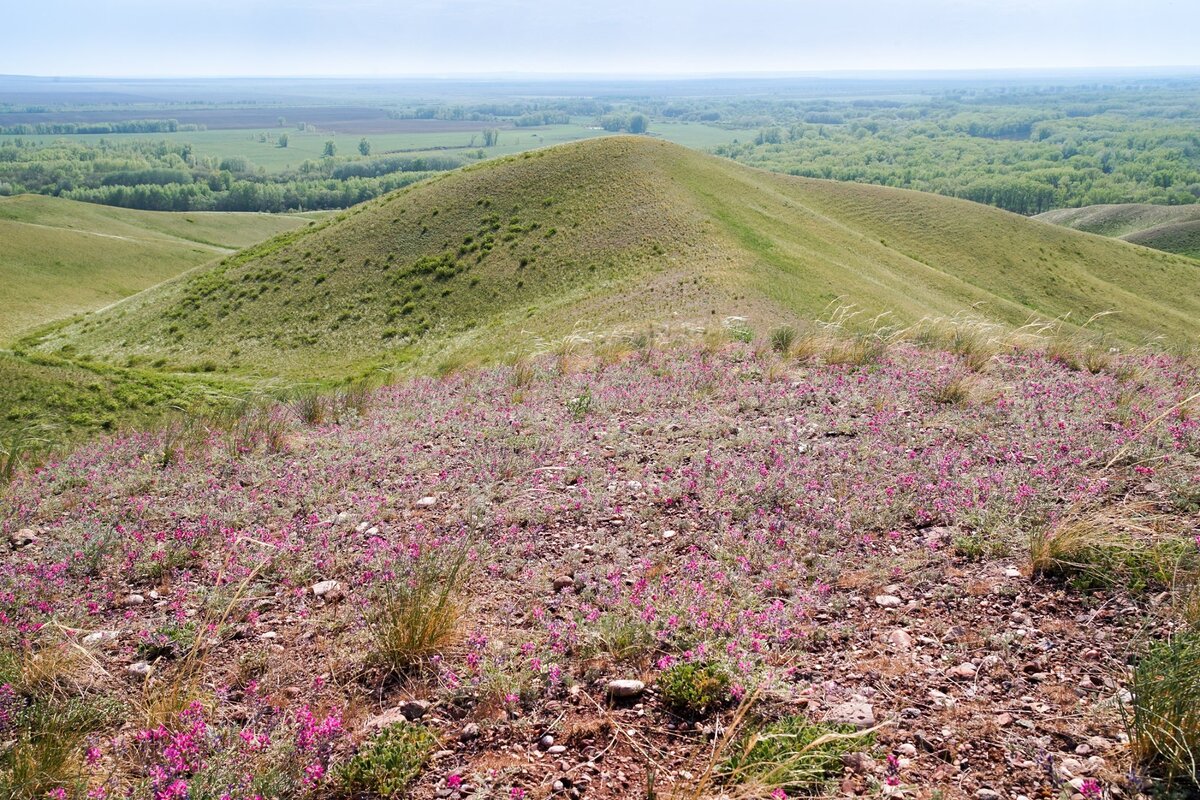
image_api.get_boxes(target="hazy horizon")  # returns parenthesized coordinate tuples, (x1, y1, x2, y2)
(5, 0, 1198, 78)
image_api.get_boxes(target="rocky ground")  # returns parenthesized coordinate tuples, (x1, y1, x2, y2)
(2, 338, 1198, 799)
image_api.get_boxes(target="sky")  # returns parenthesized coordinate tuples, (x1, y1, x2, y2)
(4, 0, 1198, 77)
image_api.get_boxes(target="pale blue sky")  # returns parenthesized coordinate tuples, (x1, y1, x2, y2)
(4, 0, 1197, 77)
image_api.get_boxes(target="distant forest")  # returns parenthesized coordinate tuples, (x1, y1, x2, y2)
(1, 82, 1197, 213)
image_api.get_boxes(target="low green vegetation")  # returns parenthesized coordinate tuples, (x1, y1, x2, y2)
(1029, 511, 1200, 595)
(0, 645, 118, 800)
(337, 723, 438, 798)
(658, 662, 731, 717)
(721, 716, 868, 795)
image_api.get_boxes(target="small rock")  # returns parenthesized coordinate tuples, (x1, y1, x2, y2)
(415, 496, 437, 508)
(662, 530, 676, 540)
(824, 701, 875, 729)
(948, 662, 978, 679)
(841, 751, 874, 774)
(995, 713, 1013, 727)
(944, 625, 966, 641)
(539, 734, 555, 749)
(400, 699, 431, 721)
(82, 630, 119, 647)
(888, 629, 914, 650)
(1005, 567, 1022, 578)
(897, 743, 918, 757)
(124, 593, 145, 606)
(311, 580, 344, 600)
(976, 789, 1000, 800)
(607, 679, 645, 698)
(875, 595, 902, 608)
(9, 528, 37, 549)
(547, 745, 567, 754)
(460, 723, 481, 741)
(127, 661, 154, 679)
(552, 575, 575, 591)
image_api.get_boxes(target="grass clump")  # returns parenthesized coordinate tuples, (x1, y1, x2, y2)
(338, 723, 437, 798)
(658, 662, 730, 718)
(0, 645, 116, 800)
(1123, 631, 1200, 791)
(720, 715, 869, 795)
(366, 546, 469, 674)
(769, 325, 796, 354)
(1029, 510, 1200, 595)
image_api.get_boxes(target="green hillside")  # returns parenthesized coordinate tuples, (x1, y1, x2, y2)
(0, 195, 322, 342)
(23, 137, 1200, 380)
(1036, 203, 1200, 259)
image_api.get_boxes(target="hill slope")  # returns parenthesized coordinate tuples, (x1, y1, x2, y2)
(0, 195, 321, 342)
(26, 138, 1200, 378)
(1036, 203, 1200, 259)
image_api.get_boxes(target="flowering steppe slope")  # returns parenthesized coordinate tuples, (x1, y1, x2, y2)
(3, 334, 1198, 798)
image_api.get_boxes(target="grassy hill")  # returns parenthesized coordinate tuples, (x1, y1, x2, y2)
(21, 137, 1200, 381)
(1036, 203, 1200, 259)
(0, 194, 322, 342)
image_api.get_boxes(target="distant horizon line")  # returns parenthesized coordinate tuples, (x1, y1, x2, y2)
(4, 65, 1200, 82)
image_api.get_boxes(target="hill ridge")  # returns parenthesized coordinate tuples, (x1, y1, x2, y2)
(24, 136, 1200, 378)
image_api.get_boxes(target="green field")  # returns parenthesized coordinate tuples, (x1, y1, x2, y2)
(1036, 203, 1200, 259)
(2, 121, 756, 174)
(0, 194, 321, 342)
(23, 137, 1200, 385)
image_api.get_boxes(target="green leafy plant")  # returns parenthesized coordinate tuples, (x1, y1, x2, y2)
(338, 723, 437, 798)
(658, 662, 731, 717)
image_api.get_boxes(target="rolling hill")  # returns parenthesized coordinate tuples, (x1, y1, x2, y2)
(1036, 203, 1200, 259)
(0, 194, 323, 342)
(21, 137, 1200, 380)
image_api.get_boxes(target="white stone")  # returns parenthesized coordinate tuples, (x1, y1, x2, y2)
(607, 679, 645, 698)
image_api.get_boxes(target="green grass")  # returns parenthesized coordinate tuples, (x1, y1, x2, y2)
(0, 194, 319, 342)
(1036, 203, 1200, 259)
(720, 716, 869, 795)
(26, 136, 1199, 384)
(0, 351, 231, 445)
(1124, 631, 1200, 791)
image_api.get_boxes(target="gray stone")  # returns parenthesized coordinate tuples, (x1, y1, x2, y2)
(400, 699, 431, 721)
(460, 723, 481, 741)
(888, 629, 914, 650)
(415, 496, 437, 508)
(127, 661, 154, 679)
(552, 575, 575, 591)
(875, 595, 902, 608)
(82, 630, 119, 648)
(824, 701, 875, 729)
